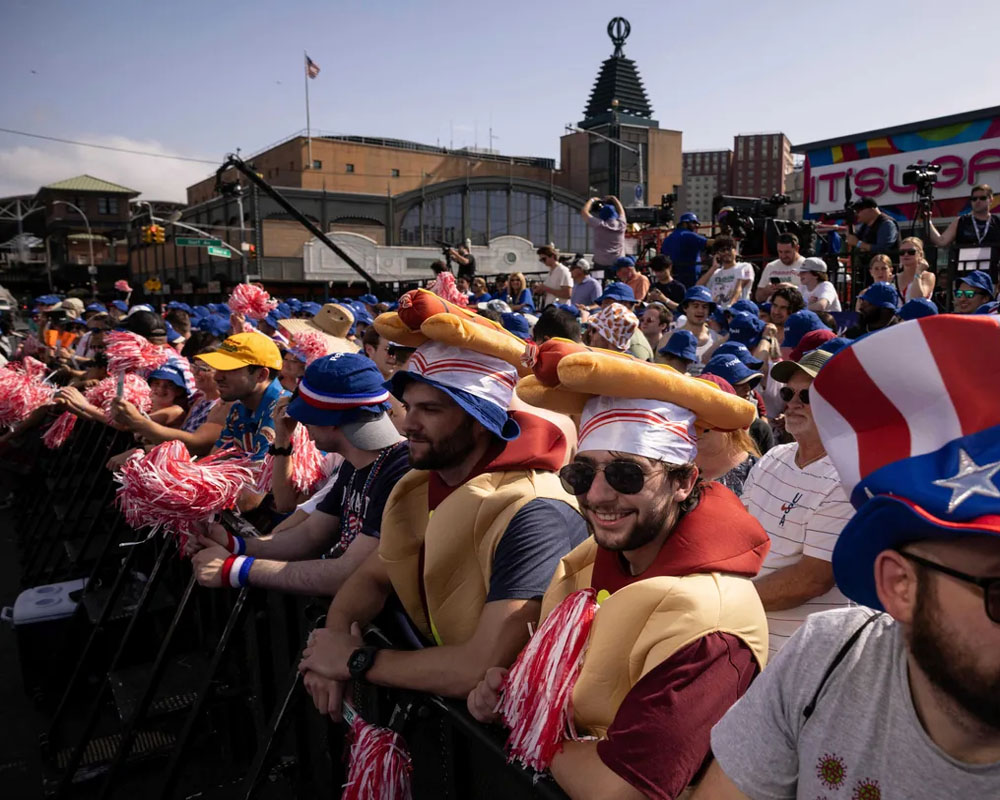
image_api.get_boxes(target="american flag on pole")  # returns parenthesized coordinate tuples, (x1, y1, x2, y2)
(305, 55, 320, 79)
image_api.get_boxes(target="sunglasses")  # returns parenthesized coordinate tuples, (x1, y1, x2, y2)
(954, 289, 979, 299)
(559, 460, 657, 495)
(779, 387, 811, 405)
(899, 551, 1000, 623)
(900, 249, 919, 256)
(971, 195, 990, 202)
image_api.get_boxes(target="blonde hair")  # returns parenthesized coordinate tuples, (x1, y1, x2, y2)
(900, 236, 924, 255)
(728, 428, 760, 459)
(508, 272, 527, 286)
(471, 276, 487, 292)
(869, 254, 893, 276)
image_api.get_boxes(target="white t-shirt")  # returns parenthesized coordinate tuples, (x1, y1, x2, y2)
(805, 280, 842, 312)
(759, 256, 805, 288)
(542, 264, 573, 307)
(707, 262, 754, 305)
(741, 443, 853, 656)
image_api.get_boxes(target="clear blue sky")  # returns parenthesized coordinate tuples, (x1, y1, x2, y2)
(1, 0, 998, 200)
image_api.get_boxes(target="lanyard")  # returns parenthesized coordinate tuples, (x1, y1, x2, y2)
(972, 215, 991, 245)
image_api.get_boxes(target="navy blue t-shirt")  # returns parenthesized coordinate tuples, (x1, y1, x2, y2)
(660, 229, 707, 288)
(486, 498, 589, 602)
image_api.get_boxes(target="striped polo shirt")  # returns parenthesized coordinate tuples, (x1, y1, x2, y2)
(741, 442, 853, 656)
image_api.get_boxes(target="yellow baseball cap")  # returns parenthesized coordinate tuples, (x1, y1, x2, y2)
(196, 332, 283, 371)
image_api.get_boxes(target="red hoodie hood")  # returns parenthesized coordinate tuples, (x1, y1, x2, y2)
(590, 482, 770, 594)
(427, 411, 567, 510)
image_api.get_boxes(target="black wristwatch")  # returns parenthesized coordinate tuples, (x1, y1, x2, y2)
(347, 645, 379, 680)
(268, 443, 293, 456)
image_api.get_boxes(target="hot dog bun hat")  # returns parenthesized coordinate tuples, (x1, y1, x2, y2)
(516, 338, 756, 463)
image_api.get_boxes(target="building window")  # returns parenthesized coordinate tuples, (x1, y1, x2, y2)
(345, 164, 355, 173)
(469, 191, 488, 245)
(529, 194, 547, 246)
(488, 190, 508, 238)
(510, 192, 529, 238)
(312, 159, 322, 169)
(391, 168, 400, 178)
(400, 205, 421, 245)
(97, 197, 119, 215)
(443, 193, 462, 243)
(421, 197, 442, 244)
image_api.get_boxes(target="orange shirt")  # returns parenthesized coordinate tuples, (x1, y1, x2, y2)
(627, 273, 650, 302)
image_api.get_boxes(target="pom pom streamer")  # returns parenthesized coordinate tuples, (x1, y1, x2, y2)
(343, 715, 413, 800)
(289, 331, 330, 365)
(254, 424, 327, 495)
(105, 331, 170, 376)
(0, 357, 57, 430)
(498, 589, 598, 772)
(228, 284, 278, 320)
(114, 279, 132, 293)
(114, 440, 256, 546)
(42, 374, 153, 449)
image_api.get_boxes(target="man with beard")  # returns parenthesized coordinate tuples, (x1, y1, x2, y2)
(844, 282, 899, 339)
(468, 344, 770, 799)
(756, 233, 805, 301)
(697, 314, 1000, 799)
(298, 340, 587, 716)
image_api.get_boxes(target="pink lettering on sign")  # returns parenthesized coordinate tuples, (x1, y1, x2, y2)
(969, 149, 1000, 185)
(887, 163, 909, 194)
(934, 155, 965, 189)
(854, 167, 885, 196)
(818, 171, 846, 202)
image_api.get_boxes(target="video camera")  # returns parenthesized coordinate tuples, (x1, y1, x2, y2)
(902, 163, 941, 213)
(713, 194, 791, 240)
(625, 193, 678, 227)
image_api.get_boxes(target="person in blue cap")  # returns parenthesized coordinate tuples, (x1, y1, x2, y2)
(190, 352, 412, 596)
(728, 311, 767, 352)
(109, 299, 128, 324)
(581, 196, 627, 271)
(896, 297, 938, 322)
(700, 314, 1000, 800)
(615, 255, 650, 302)
(674, 285, 719, 373)
(846, 282, 899, 339)
(500, 312, 531, 340)
(660, 212, 707, 288)
(715, 341, 764, 371)
(597, 281, 637, 308)
(783, 309, 827, 352)
(656, 329, 698, 373)
(953, 270, 994, 314)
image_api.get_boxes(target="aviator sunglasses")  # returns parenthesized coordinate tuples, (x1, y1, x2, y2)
(559, 460, 657, 495)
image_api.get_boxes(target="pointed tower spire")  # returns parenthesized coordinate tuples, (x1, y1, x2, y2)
(580, 17, 655, 128)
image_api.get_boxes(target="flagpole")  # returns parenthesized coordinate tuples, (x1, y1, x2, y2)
(304, 50, 312, 170)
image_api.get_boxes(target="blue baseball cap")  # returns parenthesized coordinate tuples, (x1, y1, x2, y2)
(148, 362, 194, 398)
(287, 298, 302, 312)
(728, 311, 766, 349)
(197, 313, 231, 338)
(782, 309, 826, 348)
(613, 256, 636, 270)
(359, 294, 378, 305)
(678, 212, 699, 224)
(859, 282, 900, 311)
(818, 336, 852, 356)
(302, 301, 323, 317)
(210, 303, 230, 314)
(702, 353, 762, 389)
(715, 341, 764, 370)
(730, 298, 759, 317)
(760, 302, 772, 314)
(679, 285, 715, 313)
(710, 307, 730, 333)
(897, 298, 938, 321)
(166, 301, 193, 314)
(598, 282, 636, 305)
(550, 302, 581, 318)
(85, 302, 106, 313)
(598, 204, 618, 221)
(958, 270, 994, 296)
(34, 294, 61, 306)
(658, 329, 698, 362)
(111, 300, 129, 313)
(163, 320, 185, 344)
(191, 305, 210, 318)
(500, 312, 531, 339)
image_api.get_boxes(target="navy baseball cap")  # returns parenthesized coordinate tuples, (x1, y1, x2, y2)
(85, 302, 106, 313)
(782, 309, 826, 348)
(287, 353, 398, 449)
(148, 362, 194, 397)
(658, 329, 698, 362)
(197, 313, 231, 338)
(818, 336, 852, 356)
(958, 270, 994, 296)
(714, 341, 764, 370)
(192, 305, 210, 318)
(35, 294, 61, 306)
(728, 311, 766, 348)
(302, 301, 323, 317)
(679, 285, 715, 312)
(163, 320, 185, 344)
(166, 301, 194, 314)
(613, 256, 636, 270)
(679, 212, 699, 224)
(501, 312, 531, 339)
(110, 300, 128, 313)
(598, 282, 637, 305)
(359, 293, 378, 305)
(730, 298, 759, 317)
(897, 298, 938, 321)
(550, 302, 581, 318)
(702, 353, 762, 389)
(859, 282, 900, 311)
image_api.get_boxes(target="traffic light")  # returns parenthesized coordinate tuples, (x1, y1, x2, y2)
(153, 225, 165, 244)
(141, 225, 151, 244)
(247, 244, 256, 257)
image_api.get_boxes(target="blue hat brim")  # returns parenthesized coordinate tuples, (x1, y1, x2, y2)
(387, 371, 520, 441)
(833, 494, 1000, 609)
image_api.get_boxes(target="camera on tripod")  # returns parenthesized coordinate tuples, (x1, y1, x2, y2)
(902, 163, 941, 212)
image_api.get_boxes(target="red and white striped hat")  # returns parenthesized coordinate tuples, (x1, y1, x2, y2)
(578, 396, 697, 464)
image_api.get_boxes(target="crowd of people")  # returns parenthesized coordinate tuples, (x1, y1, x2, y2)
(2, 184, 999, 799)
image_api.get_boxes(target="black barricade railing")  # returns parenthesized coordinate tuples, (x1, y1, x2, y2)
(13, 421, 570, 799)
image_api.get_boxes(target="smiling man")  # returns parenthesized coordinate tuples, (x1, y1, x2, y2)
(468, 348, 770, 799)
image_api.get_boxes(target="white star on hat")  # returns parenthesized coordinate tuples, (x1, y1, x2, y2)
(932, 449, 1000, 514)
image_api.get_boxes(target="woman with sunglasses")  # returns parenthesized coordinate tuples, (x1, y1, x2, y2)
(498, 272, 535, 313)
(896, 236, 935, 302)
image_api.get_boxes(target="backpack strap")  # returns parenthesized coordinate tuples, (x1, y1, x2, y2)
(802, 612, 883, 721)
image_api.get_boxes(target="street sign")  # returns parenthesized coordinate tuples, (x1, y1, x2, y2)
(207, 246, 232, 259)
(176, 237, 222, 247)
(634, 184, 644, 202)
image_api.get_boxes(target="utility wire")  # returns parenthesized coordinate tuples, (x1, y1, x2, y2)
(0, 126, 219, 164)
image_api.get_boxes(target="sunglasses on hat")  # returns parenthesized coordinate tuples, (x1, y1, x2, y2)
(779, 387, 811, 405)
(559, 460, 656, 495)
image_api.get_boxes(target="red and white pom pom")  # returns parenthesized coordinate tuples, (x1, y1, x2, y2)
(43, 374, 154, 449)
(114, 440, 256, 546)
(0, 358, 56, 429)
(105, 330, 171, 376)
(254, 424, 327, 495)
(228, 283, 278, 320)
(41, 412, 77, 450)
(290, 331, 330, 365)
(343, 716, 413, 800)
(499, 589, 598, 772)
(427, 272, 468, 307)
(114, 279, 132, 293)
(18, 335, 44, 358)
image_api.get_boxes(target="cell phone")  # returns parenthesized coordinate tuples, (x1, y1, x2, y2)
(770, 277, 780, 285)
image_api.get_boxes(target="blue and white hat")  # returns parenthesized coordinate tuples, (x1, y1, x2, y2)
(387, 340, 520, 440)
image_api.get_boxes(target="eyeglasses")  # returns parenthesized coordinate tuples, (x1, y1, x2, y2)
(971, 195, 990, 202)
(559, 460, 659, 495)
(898, 551, 1000, 623)
(954, 289, 979, 299)
(900, 249, 919, 256)
(779, 386, 811, 405)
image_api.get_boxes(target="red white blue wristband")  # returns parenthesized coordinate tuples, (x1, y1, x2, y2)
(220, 555, 254, 588)
(226, 532, 246, 555)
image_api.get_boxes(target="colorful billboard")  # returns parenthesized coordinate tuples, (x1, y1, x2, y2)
(803, 114, 1000, 220)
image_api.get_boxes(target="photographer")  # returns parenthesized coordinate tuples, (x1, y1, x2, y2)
(846, 197, 899, 254)
(580, 195, 626, 270)
(445, 242, 477, 280)
(660, 212, 707, 288)
(924, 184, 1000, 248)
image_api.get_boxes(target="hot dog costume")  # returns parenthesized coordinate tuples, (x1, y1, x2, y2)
(499, 338, 772, 798)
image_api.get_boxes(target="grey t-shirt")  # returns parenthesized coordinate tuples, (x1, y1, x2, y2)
(711, 607, 1000, 799)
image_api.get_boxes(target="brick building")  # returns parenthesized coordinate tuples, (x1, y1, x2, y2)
(681, 150, 732, 223)
(731, 133, 794, 197)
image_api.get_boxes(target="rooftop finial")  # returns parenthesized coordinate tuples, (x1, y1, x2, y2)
(608, 17, 630, 58)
